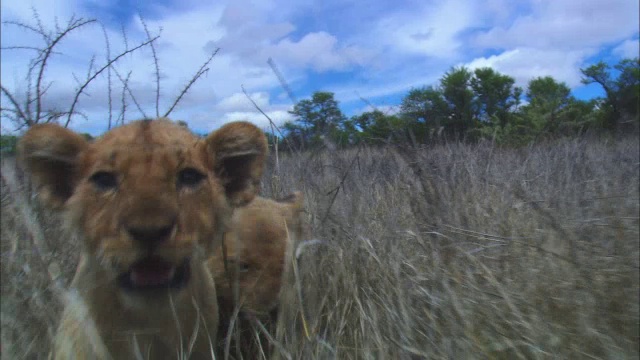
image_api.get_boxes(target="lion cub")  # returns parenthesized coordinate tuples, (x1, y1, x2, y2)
(210, 192, 308, 358)
(18, 119, 267, 359)
(212, 192, 307, 315)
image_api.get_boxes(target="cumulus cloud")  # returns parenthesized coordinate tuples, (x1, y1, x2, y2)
(613, 39, 639, 59)
(371, 0, 479, 59)
(473, 0, 639, 51)
(465, 48, 589, 88)
(216, 92, 269, 113)
(209, 0, 371, 73)
(272, 32, 372, 72)
(220, 109, 293, 130)
(182, 91, 294, 132)
(213, 2, 296, 59)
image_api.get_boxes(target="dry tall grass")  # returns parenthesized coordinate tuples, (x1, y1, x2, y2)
(2, 135, 638, 359)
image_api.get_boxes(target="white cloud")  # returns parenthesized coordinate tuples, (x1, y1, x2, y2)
(613, 39, 639, 59)
(465, 48, 589, 88)
(332, 72, 442, 106)
(220, 109, 293, 130)
(272, 32, 372, 72)
(212, 2, 296, 60)
(474, 0, 639, 51)
(216, 91, 269, 113)
(372, 0, 479, 59)
(208, 0, 372, 73)
(463, 0, 638, 92)
(0, 0, 75, 22)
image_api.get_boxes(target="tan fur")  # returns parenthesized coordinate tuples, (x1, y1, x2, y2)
(211, 192, 307, 315)
(209, 192, 308, 358)
(18, 119, 268, 359)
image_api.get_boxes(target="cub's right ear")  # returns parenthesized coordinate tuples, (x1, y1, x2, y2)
(205, 121, 268, 207)
(18, 123, 88, 208)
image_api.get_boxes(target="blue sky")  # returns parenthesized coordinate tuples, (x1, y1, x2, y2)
(1, 0, 638, 135)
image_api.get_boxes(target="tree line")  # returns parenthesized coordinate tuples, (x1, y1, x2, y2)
(2, 57, 636, 154)
(281, 58, 639, 148)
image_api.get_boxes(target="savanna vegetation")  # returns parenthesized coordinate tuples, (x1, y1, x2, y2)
(1, 11, 639, 360)
(3, 133, 638, 359)
(281, 58, 639, 148)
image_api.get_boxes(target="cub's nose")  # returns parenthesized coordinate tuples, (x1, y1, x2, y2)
(125, 215, 177, 248)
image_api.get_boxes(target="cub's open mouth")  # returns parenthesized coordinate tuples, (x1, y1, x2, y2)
(118, 257, 191, 292)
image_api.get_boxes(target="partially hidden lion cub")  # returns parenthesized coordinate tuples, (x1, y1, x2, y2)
(212, 192, 306, 315)
(210, 192, 308, 358)
(18, 119, 267, 360)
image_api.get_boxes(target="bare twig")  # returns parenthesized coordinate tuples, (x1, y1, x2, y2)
(113, 68, 146, 121)
(0, 46, 48, 52)
(163, 48, 220, 118)
(31, 6, 47, 38)
(241, 84, 298, 155)
(101, 24, 113, 129)
(140, 17, 161, 118)
(321, 145, 362, 224)
(2, 20, 43, 37)
(1, 85, 30, 126)
(33, 17, 96, 124)
(120, 24, 129, 50)
(3, 14, 95, 128)
(117, 70, 132, 125)
(65, 35, 159, 127)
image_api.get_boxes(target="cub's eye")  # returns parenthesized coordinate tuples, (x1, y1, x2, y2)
(227, 260, 250, 273)
(238, 262, 250, 273)
(177, 168, 206, 188)
(89, 171, 117, 190)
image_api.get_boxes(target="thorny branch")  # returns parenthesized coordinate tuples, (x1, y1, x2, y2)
(33, 17, 96, 125)
(163, 48, 220, 118)
(65, 35, 159, 127)
(101, 24, 114, 129)
(2, 10, 222, 132)
(140, 17, 162, 118)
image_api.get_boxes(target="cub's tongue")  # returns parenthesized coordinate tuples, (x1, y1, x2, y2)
(130, 258, 176, 287)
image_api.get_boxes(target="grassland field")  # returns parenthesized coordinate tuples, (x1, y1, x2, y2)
(1, 134, 638, 359)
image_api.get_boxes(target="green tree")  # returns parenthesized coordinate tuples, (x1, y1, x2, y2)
(556, 99, 599, 135)
(0, 135, 19, 154)
(527, 77, 571, 110)
(486, 76, 574, 144)
(525, 76, 573, 131)
(581, 58, 640, 129)
(264, 132, 282, 149)
(513, 86, 523, 111)
(400, 87, 448, 126)
(440, 66, 476, 138)
(400, 86, 448, 141)
(288, 91, 348, 147)
(470, 67, 517, 128)
(281, 121, 306, 149)
(351, 110, 404, 144)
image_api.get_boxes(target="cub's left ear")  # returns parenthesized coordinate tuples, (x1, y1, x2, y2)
(18, 123, 88, 208)
(205, 121, 268, 207)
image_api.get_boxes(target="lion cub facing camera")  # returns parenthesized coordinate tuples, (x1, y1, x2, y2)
(19, 119, 267, 359)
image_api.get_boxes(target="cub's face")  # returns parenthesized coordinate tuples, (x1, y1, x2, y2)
(19, 119, 267, 298)
(211, 193, 307, 314)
